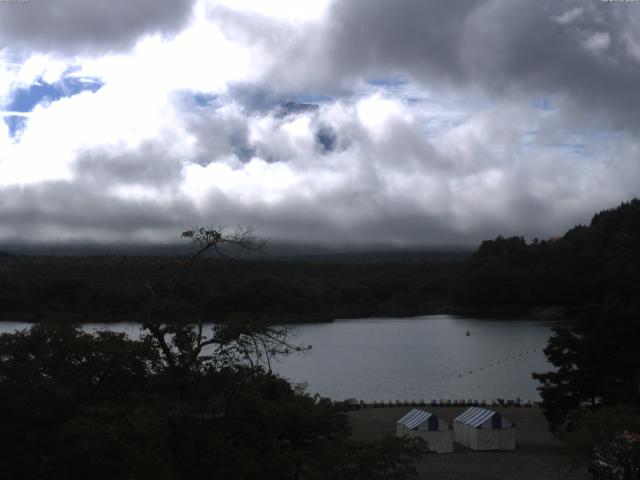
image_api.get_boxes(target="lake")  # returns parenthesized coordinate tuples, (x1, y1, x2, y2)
(0, 315, 557, 402)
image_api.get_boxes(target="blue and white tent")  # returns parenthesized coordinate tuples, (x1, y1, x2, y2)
(453, 407, 516, 450)
(396, 409, 453, 453)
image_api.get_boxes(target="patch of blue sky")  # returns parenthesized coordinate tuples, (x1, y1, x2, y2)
(423, 117, 465, 139)
(533, 96, 555, 112)
(567, 143, 587, 155)
(421, 102, 476, 137)
(359, 75, 418, 102)
(521, 129, 589, 156)
(362, 77, 486, 136)
(367, 75, 410, 88)
(3, 115, 28, 138)
(549, 133, 589, 156)
(294, 93, 332, 104)
(0, 51, 27, 72)
(193, 92, 220, 108)
(550, 142, 587, 155)
(2, 75, 103, 138)
(6, 76, 104, 113)
(405, 96, 423, 106)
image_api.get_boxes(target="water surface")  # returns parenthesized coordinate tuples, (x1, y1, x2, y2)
(271, 315, 555, 402)
(0, 315, 556, 402)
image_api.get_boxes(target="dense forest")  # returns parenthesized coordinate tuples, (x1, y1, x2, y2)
(0, 251, 461, 323)
(3, 200, 640, 323)
(454, 199, 640, 313)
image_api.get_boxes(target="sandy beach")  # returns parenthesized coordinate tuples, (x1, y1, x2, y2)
(348, 406, 592, 480)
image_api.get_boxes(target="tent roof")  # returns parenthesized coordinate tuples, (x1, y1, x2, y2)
(454, 407, 498, 427)
(397, 409, 435, 429)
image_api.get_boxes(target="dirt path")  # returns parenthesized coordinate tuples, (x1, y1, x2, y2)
(348, 406, 592, 480)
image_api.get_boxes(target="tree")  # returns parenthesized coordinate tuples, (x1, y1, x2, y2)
(0, 324, 164, 479)
(559, 406, 640, 480)
(0, 226, 427, 480)
(533, 305, 640, 432)
(533, 304, 640, 479)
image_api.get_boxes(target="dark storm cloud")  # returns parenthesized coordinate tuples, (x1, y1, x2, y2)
(182, 104, 255, 165)
(0, 181, 198, 242)
(251, 0, 640, 127)
(73, 142, 184, 186)
(0, 0, 195, 54)
(188, 175, 596, 249)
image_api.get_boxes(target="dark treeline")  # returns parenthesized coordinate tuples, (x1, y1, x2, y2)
(0, 323, 427, 480)
(0, 252, 461, 323)
(454, 199, 640, 312)
(3, 199, 640, 323)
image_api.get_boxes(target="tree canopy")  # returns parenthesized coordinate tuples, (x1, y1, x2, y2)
(533, 305, 640, 432)
(455, 199, 640, 310)
(0, 226, 427, 480)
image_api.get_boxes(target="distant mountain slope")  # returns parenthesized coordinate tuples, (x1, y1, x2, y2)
(454, 199, 640, 309)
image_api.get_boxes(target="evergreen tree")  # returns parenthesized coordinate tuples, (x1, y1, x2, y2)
(533, 306, 640, 431)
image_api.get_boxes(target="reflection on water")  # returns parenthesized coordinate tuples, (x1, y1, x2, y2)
(0, 315, 556, 401)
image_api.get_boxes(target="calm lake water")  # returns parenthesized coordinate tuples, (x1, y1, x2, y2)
(0, 315, 557, 402)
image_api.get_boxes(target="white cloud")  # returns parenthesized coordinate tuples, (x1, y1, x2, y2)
(212, 0, 331, 23)
(624, 32, 640, 63)
(0, 0, 639, 247)
(582, 31, 611, 53)
(552, 7, 583, 25)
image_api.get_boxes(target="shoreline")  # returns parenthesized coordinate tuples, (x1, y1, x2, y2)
(0, 305, 581, 325)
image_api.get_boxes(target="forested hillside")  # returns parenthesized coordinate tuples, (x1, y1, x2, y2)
(0, 254, 460, 323)
(454, 199, 640, 310)
(3, 199, 640, 322)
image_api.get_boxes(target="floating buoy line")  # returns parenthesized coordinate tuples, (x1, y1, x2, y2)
(454, 348, 540, 379)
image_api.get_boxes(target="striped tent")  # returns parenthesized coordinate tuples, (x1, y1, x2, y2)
(396, 408, 453, 453)
(453, 407, 516, 450)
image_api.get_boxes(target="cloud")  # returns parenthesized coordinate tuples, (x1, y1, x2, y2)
(2, 70, 638, 247)
(72, 142, 184, 188)
(229, 0, 640, 128)
(1, 0, 640, 249)
(0, 180, 198, 244)
(582, 31, 611, 53)
(0, 0, 196, 55)
(552, 7, 584, 25)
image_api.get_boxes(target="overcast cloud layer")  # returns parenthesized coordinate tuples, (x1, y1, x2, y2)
(1, 0, 640, 248)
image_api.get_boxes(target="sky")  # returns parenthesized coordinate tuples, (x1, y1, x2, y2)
(1, 0, 640, 248)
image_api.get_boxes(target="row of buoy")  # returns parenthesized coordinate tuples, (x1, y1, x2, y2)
(359, 398, 537, 408)
(456, 349, 539, 378)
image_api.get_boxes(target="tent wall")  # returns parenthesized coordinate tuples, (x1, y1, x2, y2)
(454, 425, 516, 451)
(453, 407, 516, 451)
(406, 429, 453, 453)
(396, 409, 453, 453)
